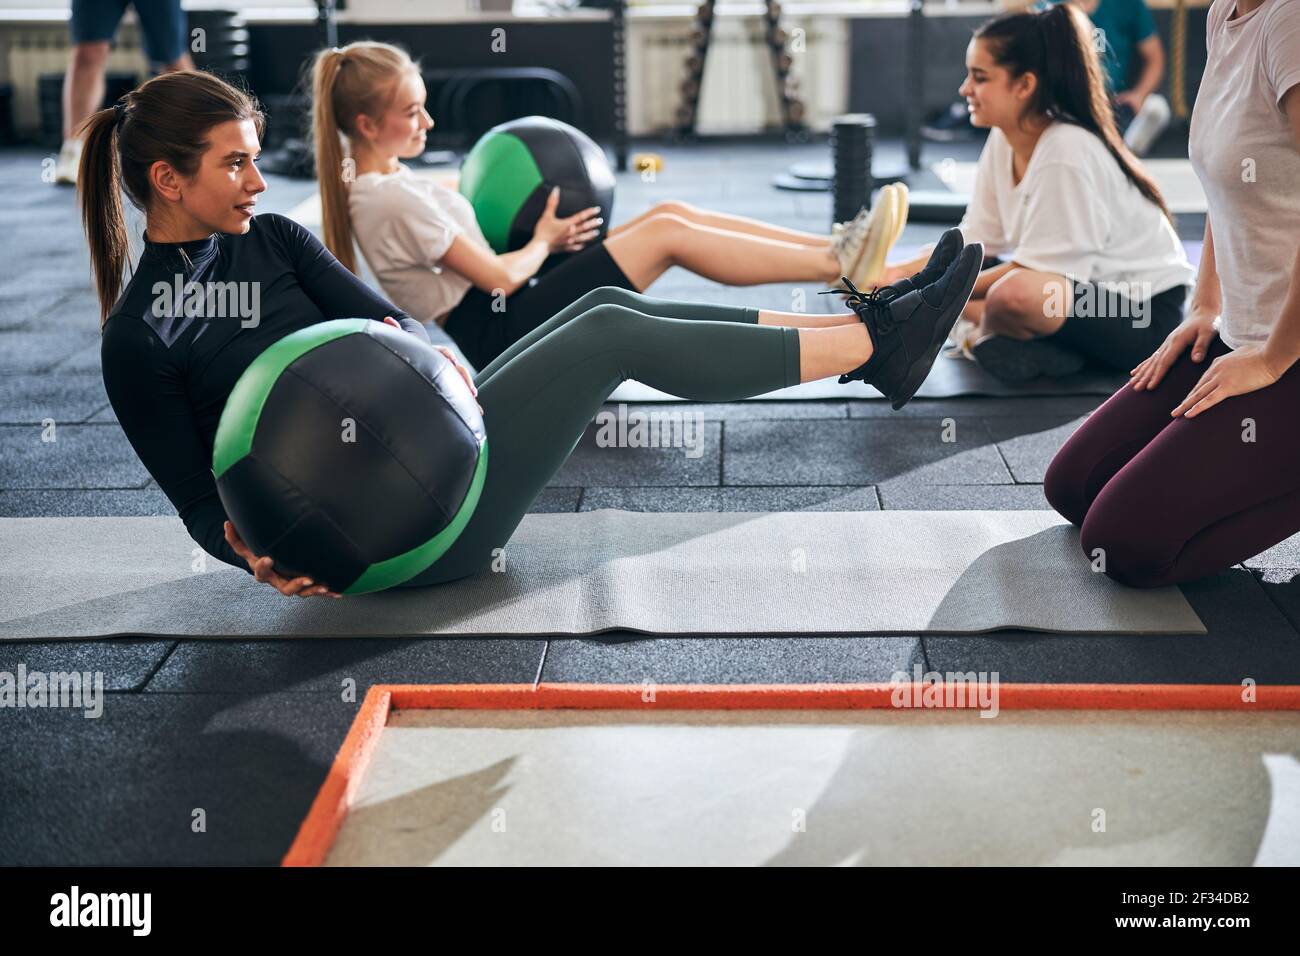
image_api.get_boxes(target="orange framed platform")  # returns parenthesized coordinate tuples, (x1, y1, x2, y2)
(282, 681, 1300, 867)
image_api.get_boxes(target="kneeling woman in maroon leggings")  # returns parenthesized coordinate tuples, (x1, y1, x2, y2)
(1045, 0, 1300, 588)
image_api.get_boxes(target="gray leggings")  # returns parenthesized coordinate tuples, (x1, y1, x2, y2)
(400, 287, 802, 586)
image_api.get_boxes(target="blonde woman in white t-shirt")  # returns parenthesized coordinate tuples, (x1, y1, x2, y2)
(308, 42, 909, 370)
(882, 3, 1194, 382)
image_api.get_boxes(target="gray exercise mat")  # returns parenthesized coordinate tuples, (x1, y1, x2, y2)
(607, 354, 1126, 403)
(0, 513, 1203, 639)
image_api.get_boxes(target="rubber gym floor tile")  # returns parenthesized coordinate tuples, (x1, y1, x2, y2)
(529, 486, 581, 512)
(1251, 568, 1300, 634)
(0, 372, 109, 424)
(547, 421, 722, 488)
(0, 488, 175, 517)
(847, 396, 1103, 419)
(923, 568, 1300, 685)
(982, 415, 1090, 483)
(144, 639, 548, 694)
(48, 344, 105, 374)
(579, 485, 880, 512)
(0, 692, 359, 865)
(87, 402, 117, 423)
(0, 424, 149, 490)
(722, 418, 1012, 486)
(0, 288, 75, 332)
(0, 639, 176, 692)
(540, 636, 927, 685)
(605, 400, 849, 422)
(0, 328, 102, 374)
(878, 482, 1052, 510)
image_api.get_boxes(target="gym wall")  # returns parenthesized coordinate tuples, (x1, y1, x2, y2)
(850, 7, 1210, 135)
(245, 20, 617, 139)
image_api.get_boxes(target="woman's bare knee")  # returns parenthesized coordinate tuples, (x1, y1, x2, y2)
(574, 286, 636, 310)
(653, 200, 696, 219)
(983, 279, 1039, 339)
(71, 42, 110, 69)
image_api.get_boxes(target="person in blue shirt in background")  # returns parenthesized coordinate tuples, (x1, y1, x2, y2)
(1051, 0, 1172, 154)
(923, 0, 1173, 154)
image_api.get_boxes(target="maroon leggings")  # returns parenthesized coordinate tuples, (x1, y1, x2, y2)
(1044, 335, 1300, 588)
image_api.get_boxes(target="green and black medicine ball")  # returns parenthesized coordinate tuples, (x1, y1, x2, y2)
(212, 319, 488, 595)
(458, 115, 616, 253)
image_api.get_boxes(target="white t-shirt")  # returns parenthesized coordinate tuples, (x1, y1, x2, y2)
(958, 121, 1194, 299)
(1189, 0, 1300, 349)
(347, 164, 490, 324)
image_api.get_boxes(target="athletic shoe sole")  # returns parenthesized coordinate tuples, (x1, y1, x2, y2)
(889, 182, 909, 249)
(890, 242, 983, 409)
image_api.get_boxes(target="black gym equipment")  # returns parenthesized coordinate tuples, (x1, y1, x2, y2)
(212, 319, 488, 595)
(675, 0, 807, 142)
(774, 0, 928, 218)
(38, 72, 138, 148)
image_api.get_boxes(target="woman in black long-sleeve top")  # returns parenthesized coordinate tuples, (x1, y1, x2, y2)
(88, 73, 435, 597)
(83, 70, 977, 599)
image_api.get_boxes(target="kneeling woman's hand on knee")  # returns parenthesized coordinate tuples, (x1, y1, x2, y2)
(1170, 345, 1282, 419)
(223, 521, 342, 599)
(1130, 306, 1219, 391)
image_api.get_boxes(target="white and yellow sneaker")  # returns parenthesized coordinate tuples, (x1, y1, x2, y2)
(889, 181, 909, 248)
(846, 183, 903, 290)
(942, 317, 980, 361)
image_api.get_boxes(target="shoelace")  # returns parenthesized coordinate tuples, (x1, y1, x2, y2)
(819, 277, 897, 337)
(831, 209, 869, 257)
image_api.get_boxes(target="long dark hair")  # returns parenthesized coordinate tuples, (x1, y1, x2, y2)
(77, 70, 265, 327)
(975, 3, 1171, 221)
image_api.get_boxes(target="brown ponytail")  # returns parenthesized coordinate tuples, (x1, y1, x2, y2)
(311, 41, 421, 275)
(976, 3, 1172, 222)
(78, 105, 131, 328)
(77, 70, 264, 327)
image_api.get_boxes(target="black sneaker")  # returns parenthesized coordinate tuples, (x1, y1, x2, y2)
(970, 335, 1087, 382)
(821, 242, 984, 410)
(884, 227, 963, 297)
(921, 101, 976, 142)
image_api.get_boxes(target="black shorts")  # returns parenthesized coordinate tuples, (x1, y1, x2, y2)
(1045, 280, 1187, 371)
(71, 0, 187, 65)
(442, 242, 637, 370)
(982, 257, 1188, 371)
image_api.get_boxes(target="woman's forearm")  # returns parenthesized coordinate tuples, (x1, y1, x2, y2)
(1133, 44, 1165, 99)
(495, 238, 550, 295)
(1262, 244, 1300, 375)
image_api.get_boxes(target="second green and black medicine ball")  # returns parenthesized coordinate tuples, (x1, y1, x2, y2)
(211, 319, 488, 595)
(458, 115, 616, 253)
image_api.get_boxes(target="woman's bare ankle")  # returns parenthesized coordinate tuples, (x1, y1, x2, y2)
(797, 324, 873, 381)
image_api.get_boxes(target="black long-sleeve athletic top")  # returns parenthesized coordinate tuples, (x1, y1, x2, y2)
(101, 212, 430, 573)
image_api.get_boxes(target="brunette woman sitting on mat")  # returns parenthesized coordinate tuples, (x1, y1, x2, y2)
(880, 4, 1194, 383)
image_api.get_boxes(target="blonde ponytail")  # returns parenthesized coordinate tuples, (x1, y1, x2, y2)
(311, 42, 420, 275)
